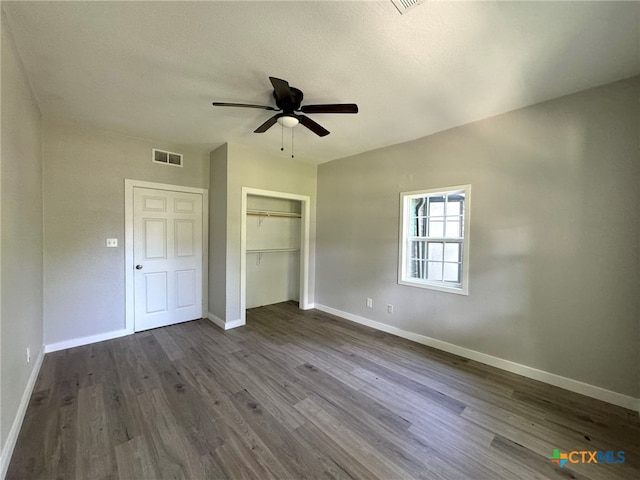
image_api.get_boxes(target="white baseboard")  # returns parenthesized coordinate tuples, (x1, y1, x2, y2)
(314, 304, 640, 413)
(1, 346, 45, 480)
(207, 312, 245, 330)
(44, 328, 131, 353)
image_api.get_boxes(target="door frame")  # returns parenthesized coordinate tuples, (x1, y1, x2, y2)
(124, 179, 209, 334)
(240, 187, 311, 323)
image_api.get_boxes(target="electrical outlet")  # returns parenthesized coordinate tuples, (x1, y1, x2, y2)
(26, 347, 31, 363)
(106, 238, 118, 248)
(366, 298, 373, 308)
(387, 304, 394, 314)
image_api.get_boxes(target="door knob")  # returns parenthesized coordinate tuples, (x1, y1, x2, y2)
(136, 265, 143, 270)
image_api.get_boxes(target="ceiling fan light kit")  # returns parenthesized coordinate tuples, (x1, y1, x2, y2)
(212, 76, 358, 146)
(276, 115, 299, 128)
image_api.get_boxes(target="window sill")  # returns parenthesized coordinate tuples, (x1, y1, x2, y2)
(398, 278, 468, 296)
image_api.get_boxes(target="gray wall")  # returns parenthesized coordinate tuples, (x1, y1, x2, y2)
(208, 144, 228, 321)
(208, 142, 316, 323)
(43, 120, 209, 346)
(1, 13, 44, 454)
(316, 76, 640, 398)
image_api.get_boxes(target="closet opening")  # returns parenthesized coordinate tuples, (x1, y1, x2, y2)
(240, 187, 311, 322)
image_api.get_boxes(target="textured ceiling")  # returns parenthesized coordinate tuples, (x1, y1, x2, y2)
(3, 1, 639, 164)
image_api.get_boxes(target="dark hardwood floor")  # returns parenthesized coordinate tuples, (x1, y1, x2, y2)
(7, 302, 639, 479)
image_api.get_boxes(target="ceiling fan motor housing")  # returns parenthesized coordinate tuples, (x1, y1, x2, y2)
(274, 87, 303, 113)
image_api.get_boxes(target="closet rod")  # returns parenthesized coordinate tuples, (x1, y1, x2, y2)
(246, 210, 301, 219)
(246, 248, 300, 254)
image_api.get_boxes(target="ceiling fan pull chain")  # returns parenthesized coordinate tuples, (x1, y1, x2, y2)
(291, 127, 295, 158)
(281, 124, 284, 152)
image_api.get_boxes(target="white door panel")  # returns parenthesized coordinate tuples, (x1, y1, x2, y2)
(134, 187, 203, 332)
(176, 269, 196, 308)
(145, 272, 168, 313)
(175, 219, 195, 257)
(144, 219, 167, 259)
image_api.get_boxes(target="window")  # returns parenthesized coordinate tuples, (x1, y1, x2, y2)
(399, 185, 470, 294)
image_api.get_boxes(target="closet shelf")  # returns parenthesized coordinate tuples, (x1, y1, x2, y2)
(246, 210, 301, 219)
(246, 248, 300, 254)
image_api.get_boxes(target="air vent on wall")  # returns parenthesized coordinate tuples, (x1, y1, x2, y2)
(391, 0, 426, 15)
(152, 148, 183, 167)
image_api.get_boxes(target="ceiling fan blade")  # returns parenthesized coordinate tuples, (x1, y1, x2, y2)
(300, 103, 359, 114)
(212, 102, 278, 111)
(298, 115, 330, 137)
(254, 114, 279, 133)
(269, 77, 292, 102)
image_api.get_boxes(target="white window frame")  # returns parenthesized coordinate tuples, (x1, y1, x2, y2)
(398, 184, 471, 295)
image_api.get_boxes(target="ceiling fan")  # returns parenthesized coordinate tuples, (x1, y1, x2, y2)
(212, 77, 358, 137)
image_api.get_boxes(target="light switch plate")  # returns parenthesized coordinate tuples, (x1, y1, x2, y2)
(106, 238, 118, 247)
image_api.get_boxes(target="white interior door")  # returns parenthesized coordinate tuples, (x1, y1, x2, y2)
(133, 187, 203, 332)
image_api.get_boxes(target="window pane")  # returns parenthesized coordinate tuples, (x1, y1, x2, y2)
(410, 241, 426, 260)
(427, 262, 443, 281)
(428, 197, 445, 216)
(445, 218, 461, 237)
(427, 242, 443, 261)
(410, 259, 427, 279)
(446, 199, 461, 215)
(444, 243, 460, 262)
(412, 215, 427, 236)
(443, 263, 460, 283)
(411, 198, 426, 216)
(428, 218, 444, 237)
(410, 216, 418, 236)
(409, 259, 418, 278)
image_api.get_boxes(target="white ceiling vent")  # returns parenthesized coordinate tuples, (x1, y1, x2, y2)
(152, 148, 183, 167)
(391, 0, 426, 15)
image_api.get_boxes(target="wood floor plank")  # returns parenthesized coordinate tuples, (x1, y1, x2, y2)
(223, 356, 307, 431)
(7, 301, 639, 480)
(351, 366, 496, 448)
(294, 362, 413, 437)
(136, 388, 206, 480)
(294, 397, 415, 480)
(347, 344, 548, 423)
(114, 435, 160, 480)
(345, 340, 516, 400)
(231, 388, 334, 479)
(282, 342, 371, 390)
(200, 452, 231, 480)
(181, 338, 247, 395)
(291, 421, 380, 480)
(111, 334, 162, 395)
(75, 383, 117, 479)
(489, 434, 593, 480)
(151, 328, 184, 362)
(154, 358, 225, 456)
(231, 349, 308, 404)
(171, 357, 295, 479)
(338, 347, 468, 415)
(96, 345, 140, 447)
(212, 425, 278, 480)
(6, 389, 52, 478)
(44, 403, 77, 480)
(294, 366, 485, 480)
